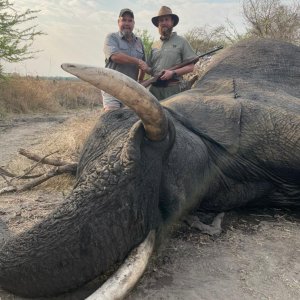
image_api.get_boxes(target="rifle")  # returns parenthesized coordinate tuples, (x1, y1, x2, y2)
(141, 45, 223, 88)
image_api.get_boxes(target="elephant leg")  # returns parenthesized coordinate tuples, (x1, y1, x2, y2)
(184, 212, 225, 236)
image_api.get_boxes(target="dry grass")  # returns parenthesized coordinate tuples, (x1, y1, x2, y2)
(4, 111, 99, 192)
(0, 75, 103, 117)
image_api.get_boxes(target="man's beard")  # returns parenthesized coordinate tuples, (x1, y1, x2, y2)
(121, 29, 133, 40)
(159, 26, 173, 39)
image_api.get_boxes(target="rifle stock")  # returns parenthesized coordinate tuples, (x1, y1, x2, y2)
(141, 45, 223, 88)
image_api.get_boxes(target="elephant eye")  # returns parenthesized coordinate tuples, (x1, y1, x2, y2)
(115, 112, 125, 119)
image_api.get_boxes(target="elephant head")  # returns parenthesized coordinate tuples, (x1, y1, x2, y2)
(0, 66, 175, 298)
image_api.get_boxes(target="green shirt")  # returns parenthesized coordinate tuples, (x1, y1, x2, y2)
(147, 32, 197, 79)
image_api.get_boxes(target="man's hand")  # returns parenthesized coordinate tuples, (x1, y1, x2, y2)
(160, 69, 175, 81)
(138, 60, 151, 73)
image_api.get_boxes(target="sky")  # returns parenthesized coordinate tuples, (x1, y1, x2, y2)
(1, 0, 288, 77)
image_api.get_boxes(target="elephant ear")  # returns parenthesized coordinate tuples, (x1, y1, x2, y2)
(164, 88, 241, 154)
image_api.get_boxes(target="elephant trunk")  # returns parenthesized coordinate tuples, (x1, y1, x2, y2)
(0, 181, 156, 297)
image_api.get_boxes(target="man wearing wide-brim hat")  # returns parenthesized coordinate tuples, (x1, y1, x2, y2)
(141, 6, 197, 100)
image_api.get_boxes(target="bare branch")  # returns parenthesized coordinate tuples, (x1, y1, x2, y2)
(17, 149, 60, 179)
(0, 164, 77, 195)
(242, 0, 300, 45)
(0, 148, 78, 195)
(19, 148, 75, 166)
(0, 167, 43, 179)
(0, 172, 12, 185)
(0, 186, 16, 194)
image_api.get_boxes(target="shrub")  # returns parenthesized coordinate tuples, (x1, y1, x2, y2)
(0, 75, 102, 116)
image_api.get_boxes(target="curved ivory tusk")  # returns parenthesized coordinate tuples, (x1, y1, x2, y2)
(85, 230, 156, 300)
(61, 64, 168, 141)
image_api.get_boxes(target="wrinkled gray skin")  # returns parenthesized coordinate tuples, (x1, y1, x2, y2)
(0, 39, 299, 298)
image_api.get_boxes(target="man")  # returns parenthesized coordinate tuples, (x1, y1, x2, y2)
(103, 8, 146, 111)
(141, 6, 197, 101)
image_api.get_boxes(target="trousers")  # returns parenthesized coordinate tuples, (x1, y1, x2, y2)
(149, 84, 181, 101)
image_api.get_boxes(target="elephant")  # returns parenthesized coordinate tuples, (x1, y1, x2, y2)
(0, 38, 299, 299)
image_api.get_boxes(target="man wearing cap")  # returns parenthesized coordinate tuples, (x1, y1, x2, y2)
(103, 8, 146, 111)
(141, 6, 197, 100)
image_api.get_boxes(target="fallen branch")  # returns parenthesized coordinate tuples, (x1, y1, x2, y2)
(19, 148, 73, 166)
(0, 186, 17, 194)
(0, 164, 77, 195)
(0, 148, 78, 195)
(0, 167, 43, 179)
(17, 150, 61, 180)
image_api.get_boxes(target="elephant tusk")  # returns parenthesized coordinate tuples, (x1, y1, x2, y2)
(85, 230, 156, 300)
(61, 64, 168, 142)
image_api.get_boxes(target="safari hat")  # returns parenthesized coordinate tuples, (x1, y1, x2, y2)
(151, 6, 179, 27)
(119, 8, 134, 18)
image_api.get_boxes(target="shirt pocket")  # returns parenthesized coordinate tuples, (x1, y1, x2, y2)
(164, 46, 182, 64)
(119, 41, 130, 55)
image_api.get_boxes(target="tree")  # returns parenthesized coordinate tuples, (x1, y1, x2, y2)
(184, 26, 229, 54)
(134, 29, 154, 60)
(243, 0, 300, 45)
(0, 0, 43, 76)
(183, 23, 251, 55)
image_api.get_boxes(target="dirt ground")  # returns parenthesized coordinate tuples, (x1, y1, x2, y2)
(0, 112, 299, 300)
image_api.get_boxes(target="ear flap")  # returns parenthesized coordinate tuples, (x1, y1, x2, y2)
(164, 90, 241, 154)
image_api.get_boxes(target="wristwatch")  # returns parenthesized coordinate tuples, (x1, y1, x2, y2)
(172, 71, 177, 79)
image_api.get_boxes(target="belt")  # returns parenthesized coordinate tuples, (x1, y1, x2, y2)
(168, 80, 180, 86)
(152, 79, 180, 87)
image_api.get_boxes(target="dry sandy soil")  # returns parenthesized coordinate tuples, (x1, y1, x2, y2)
(0, 112, 299, 300)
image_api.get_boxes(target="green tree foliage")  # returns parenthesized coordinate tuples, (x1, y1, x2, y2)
(243, 0, 300, 45)
(134, 28, 154, 60)
(0, 0, 43, 76)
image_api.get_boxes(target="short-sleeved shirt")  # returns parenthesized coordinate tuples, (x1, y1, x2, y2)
(147, 32, 197, 80)
(104, 31, 145, 80)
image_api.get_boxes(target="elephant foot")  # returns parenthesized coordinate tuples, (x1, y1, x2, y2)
(184, 212, 225, 236)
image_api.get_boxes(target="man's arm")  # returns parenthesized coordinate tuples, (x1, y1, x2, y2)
(110, 52, 141, 65)
(138, 70, 145, 82)
(104, 34, 143, 66)
(111, 53, 147, 81)
(160, 63, 194, 80)
(159, 37, 196, 81)
(110, 51, 147, 83)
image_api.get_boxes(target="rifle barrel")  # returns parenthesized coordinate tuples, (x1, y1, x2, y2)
(141, 45, 223, 88)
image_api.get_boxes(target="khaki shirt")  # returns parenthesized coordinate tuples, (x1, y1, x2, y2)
(147, 32, 197, 80)
(104, 32, 145, 80)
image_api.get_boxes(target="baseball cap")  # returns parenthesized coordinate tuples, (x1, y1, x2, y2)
(119, 8, 134, 18)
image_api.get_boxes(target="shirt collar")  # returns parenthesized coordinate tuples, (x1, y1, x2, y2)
(160, 31, 177, 41)
(118, 31, 136, 40)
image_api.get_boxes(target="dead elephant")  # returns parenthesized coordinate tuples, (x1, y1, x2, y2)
(0, 38, 299, 299)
